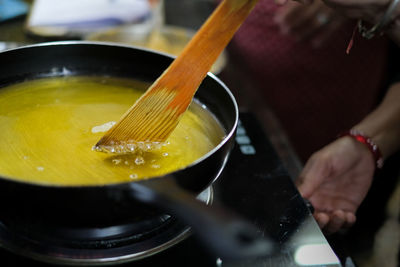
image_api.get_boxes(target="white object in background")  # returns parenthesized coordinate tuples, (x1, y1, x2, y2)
(28, 0, 151, 30)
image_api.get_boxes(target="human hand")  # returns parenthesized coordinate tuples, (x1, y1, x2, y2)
(274, 0, 346, 47)
(276, 0, 392, 17)
(275, 0, 312, 5)
(322, 0, 391, 24)
(295, 136, 376, 234)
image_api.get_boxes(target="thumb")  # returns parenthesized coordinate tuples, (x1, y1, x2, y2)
(296, 158, 328, 198)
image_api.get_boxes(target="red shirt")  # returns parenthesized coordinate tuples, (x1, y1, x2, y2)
(224, 0, 389, 162)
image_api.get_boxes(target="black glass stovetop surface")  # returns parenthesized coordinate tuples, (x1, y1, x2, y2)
(0, 112, 341, 267)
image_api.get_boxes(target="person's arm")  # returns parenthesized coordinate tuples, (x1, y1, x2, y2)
(273, 0, 348, 48)
(296, 82, 400, 234)
(278, 0, 400, 45)
(353, 82, 400, 158)
(319, 0, 400, 46)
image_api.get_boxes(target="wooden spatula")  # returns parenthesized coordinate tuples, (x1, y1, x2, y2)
(95, 0, 258, 152)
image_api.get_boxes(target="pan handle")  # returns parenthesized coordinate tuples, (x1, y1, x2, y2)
(128, 178, 273, 261)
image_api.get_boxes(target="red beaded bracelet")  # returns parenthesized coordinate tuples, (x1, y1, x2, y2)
(338, 130, 384, 169)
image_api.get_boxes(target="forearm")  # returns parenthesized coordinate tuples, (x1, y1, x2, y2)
(352, 82, 400, 159)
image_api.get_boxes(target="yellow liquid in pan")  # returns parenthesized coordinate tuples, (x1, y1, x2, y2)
(0, 76, 225, 186)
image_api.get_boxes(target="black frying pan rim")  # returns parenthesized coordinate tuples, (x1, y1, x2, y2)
(0, 41, 239, 189)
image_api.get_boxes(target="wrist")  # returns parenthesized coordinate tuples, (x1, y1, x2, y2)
(338, 130, 384, 170)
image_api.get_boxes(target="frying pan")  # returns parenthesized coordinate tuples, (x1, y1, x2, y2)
(0, 42, 272, 261)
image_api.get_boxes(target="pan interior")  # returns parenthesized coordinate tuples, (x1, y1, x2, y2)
(0, 75, 226, 186)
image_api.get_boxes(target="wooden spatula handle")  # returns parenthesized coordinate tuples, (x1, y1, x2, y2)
(96, 0, 258, 148)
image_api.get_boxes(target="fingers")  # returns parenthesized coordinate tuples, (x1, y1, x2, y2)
(296, 154, 328, 198)
(324, 210, 347, 234)
(294, 0, 314, 4)
(275, 0, 289, 5)
(274, 1, 320, 35)
(275, 0, 314, 5)
(343, 212, 356, 228)
(291, 13, 334, 45)
(310, 17, 342, 47)
(314, 212, 330, 228)
(274, 0, 345, 47)
(321, 0, 391, 23)
(314, 210, 356, 234)
(321, 0, 372, 9)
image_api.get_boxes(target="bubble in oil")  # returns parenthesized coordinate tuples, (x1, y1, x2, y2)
(126, 143, 136, 152)
(135, 156, 145, 165)
(129, 173, 139, 180)
(112, 159, 122, 165)
(36, 166, 44, 171)
(93, 140, 166, 154)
